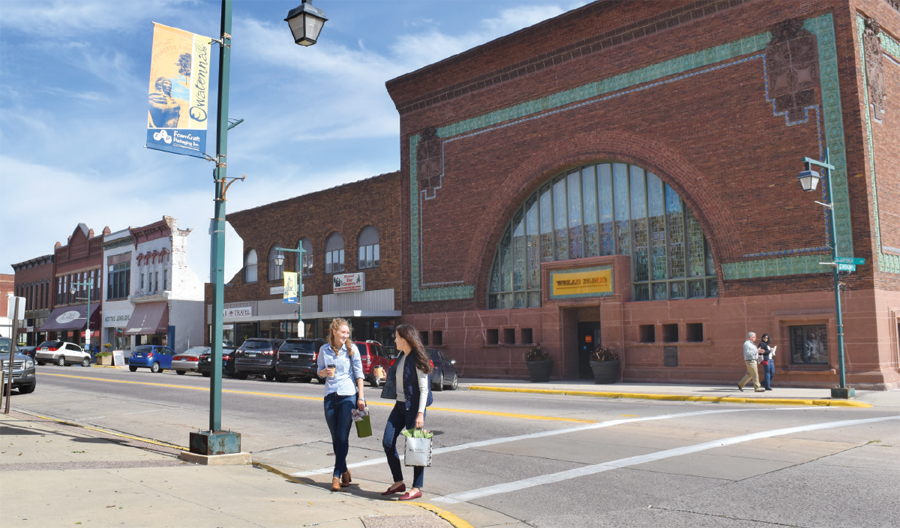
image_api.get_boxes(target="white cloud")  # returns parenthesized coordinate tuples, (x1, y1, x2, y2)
(0, 0, 200, 37)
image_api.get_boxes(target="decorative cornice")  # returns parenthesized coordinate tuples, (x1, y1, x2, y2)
(883, 0, 900, 13)
(396, 0, 751, 115)
(11, 254, 54, 271)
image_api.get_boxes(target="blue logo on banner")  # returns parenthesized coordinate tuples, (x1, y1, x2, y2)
(146, 128, 206, 158)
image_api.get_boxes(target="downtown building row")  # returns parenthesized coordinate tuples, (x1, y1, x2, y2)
(216, 0, 900, 389)
(10, 217, 204, 353)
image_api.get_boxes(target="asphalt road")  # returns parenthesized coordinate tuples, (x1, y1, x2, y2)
(12, 365, 900, 528)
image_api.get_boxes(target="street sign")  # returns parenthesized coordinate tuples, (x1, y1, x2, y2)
(837, 264, 856, 272)
(834, 257, 865, 265)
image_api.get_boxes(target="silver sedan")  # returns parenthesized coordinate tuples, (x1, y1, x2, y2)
(171, 346, 210, 375)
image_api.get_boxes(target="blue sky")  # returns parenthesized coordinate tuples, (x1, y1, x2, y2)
(0, 0, 586, 281)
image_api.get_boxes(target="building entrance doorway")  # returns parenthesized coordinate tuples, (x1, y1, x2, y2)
(577, 321, 601, 379)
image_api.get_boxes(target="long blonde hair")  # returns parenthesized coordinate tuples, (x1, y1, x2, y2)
(328, 318, 355, 356)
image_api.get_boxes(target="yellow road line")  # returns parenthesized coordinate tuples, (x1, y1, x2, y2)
(39, 372, 597, 422)
(468, 386, 872, 408)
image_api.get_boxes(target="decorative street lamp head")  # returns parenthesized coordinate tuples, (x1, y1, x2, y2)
(797, 165, 821, 192)
(273, 253, 286, 267)
(285, 0, 327, 46)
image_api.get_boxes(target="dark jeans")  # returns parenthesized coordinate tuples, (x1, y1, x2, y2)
(324, 393, 356, 478)
(382, 402, 425, 489)
(763, 360, 775, 389)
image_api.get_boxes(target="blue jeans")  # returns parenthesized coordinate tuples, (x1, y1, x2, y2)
(763, 360, 775, 389)
(324, 393, 356, 478)
(382, 402, 425, 489)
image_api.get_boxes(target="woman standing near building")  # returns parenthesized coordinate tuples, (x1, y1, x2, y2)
(317, 318, 365, 492)
(381, 324, 432, 501)
(758, 333, 775, 391)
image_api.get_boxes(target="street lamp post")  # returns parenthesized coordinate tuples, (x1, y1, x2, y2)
(71, 278, 93, 360)
(273, 243, 305, 337)
(796, 148, 854, 399)
(191, 0, 326, 457)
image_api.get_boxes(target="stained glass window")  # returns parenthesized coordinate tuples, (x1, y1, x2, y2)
(488, 161, 718, 308)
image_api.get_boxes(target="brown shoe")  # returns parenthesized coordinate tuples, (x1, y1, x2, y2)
(341, 471, 352, 487)
(332, 477, 342, 491)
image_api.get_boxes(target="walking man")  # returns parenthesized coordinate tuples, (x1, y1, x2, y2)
(738, 331, 765, 392)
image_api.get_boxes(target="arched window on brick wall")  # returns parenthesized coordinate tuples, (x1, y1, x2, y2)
(296, 238, 313, 276)
(269, 246, 284, 281)
(487, 161, 718, 309)
(325, 233, 344, 274)
(357, 226, 380, 269)
(244, 250, 258, 283)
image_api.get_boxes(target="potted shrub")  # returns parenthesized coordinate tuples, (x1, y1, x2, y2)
(96, 344, 114, 366)
(589, 345, 620, 384)
(524, 344, 552, 382)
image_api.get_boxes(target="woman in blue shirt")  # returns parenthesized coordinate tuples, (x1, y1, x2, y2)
(317, 318, 365, 491)
(381, 324, 432, 501)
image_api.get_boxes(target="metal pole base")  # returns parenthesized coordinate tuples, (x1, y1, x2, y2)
(189, 430, 242, 455)
(831, 387, 856, 399)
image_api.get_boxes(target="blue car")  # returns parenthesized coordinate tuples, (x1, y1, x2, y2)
(128, 345, 174, 373)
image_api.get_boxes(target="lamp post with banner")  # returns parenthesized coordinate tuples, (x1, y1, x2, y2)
(71, 278, 94, 360)
(273, 243, 305, 338)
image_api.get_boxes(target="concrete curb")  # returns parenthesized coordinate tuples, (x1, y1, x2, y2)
(467, 385, 872, 408)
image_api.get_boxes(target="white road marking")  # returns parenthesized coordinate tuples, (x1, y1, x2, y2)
(122, 409, 164, 416)
(290, 407, 791, 478)
(433, 415, 900, 504)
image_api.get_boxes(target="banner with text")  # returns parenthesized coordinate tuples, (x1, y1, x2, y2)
(146, 23, 210, 158)
(550, 267, 613, 299)
(283, 272, 299, 304)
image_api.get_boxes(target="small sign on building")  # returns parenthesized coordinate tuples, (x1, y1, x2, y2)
(333, 273, 365, 294)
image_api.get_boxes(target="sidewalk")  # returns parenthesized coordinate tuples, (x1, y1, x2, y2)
(0, 410, 460, 528)
(460, 379, 900, 409)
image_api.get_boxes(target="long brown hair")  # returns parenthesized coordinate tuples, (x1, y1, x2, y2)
(328, 318, 355, 356)
(396, 324, 432, 374)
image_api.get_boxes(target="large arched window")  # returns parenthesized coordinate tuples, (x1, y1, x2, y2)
(325, 232, 344, 274)
(244, 249, 258, 283)
(268, 246, 284, 281)
(296, 238, 313, 276)
(358, 226, 380, 269)
(488, 162, 718, 309)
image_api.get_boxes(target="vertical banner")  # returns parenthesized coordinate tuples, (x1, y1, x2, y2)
(146, 23, 210, 158)
(283, 272, 298, 304)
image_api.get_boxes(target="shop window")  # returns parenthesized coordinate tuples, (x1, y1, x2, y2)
(432, 331, 443, 346)
(686, 323, 703, 342)
(420, 331, 429, 346)
(521, 328, 534, 344)
(244, 250, 258, 283)
(268, 246, 284, 281)
(325, 232, 345, 274)
(662, 324, 679, 343)
(358, 226, 380, 269)
(503, 328, 516, 345)
(789, 324, 828, 365)
(639, 325, 655, 343)
(486, 329, 499, 345)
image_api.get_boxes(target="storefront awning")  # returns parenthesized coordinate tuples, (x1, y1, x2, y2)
(124, 302, 169, 336)
(39, 304, 100, 332)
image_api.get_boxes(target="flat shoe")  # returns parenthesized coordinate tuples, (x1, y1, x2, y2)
(381, 483, 406, 496)
(331, 477, 342, 492)
(398, 490, 422, 501)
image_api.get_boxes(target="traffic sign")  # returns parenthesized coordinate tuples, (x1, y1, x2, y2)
(834, 257, 865, 265)
(837, 264, 856, 272)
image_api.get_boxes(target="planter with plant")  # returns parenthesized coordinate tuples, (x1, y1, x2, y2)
(589, 345, 620, 384)
(96, 344, 114, 365)
(524, 344, 552, 382)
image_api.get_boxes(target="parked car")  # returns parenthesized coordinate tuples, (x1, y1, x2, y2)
(171, 346, 209, 375)
(128, 345, 175, 373)
(275, 338, 327, 382)
(425, 347, 459, 391)
(17, 346, 37, 359)
(233, 338, 285, 380)
(0, 352, 37, 394)
(353, 340, 392, 387)
(197, 344, 237, 378)
(34, 341, 91, 367)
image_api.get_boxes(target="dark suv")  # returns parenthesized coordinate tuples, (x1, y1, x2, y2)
(233, 338, 285, 380)
(198, 343, 237, 378)
(354, 341, 392, 387)
(275, 338, 327, 382)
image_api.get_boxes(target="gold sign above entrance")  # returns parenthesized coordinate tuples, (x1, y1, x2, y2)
(550, 266, 613, 300)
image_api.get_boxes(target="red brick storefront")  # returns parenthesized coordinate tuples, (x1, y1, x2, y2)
(387, 0, 900, 388)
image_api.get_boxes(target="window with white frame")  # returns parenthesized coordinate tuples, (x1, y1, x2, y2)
(269, 246, 284, 281)
(325, 232, 344, 274)
(357, 226, 380, 269)
(297, 238, 313, 276)
(245, 250, 258, 283)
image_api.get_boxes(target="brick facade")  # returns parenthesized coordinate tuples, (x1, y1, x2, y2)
(11, 255, 54, 345)
(388, 0, 900, 388)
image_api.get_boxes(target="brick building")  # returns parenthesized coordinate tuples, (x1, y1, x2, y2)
(40, 224, 108, 350)
(214, 172, 403, 345)
(386, 0, 900, 388)
(10, 255, 54, 345)
(0, 273, 14, 339)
